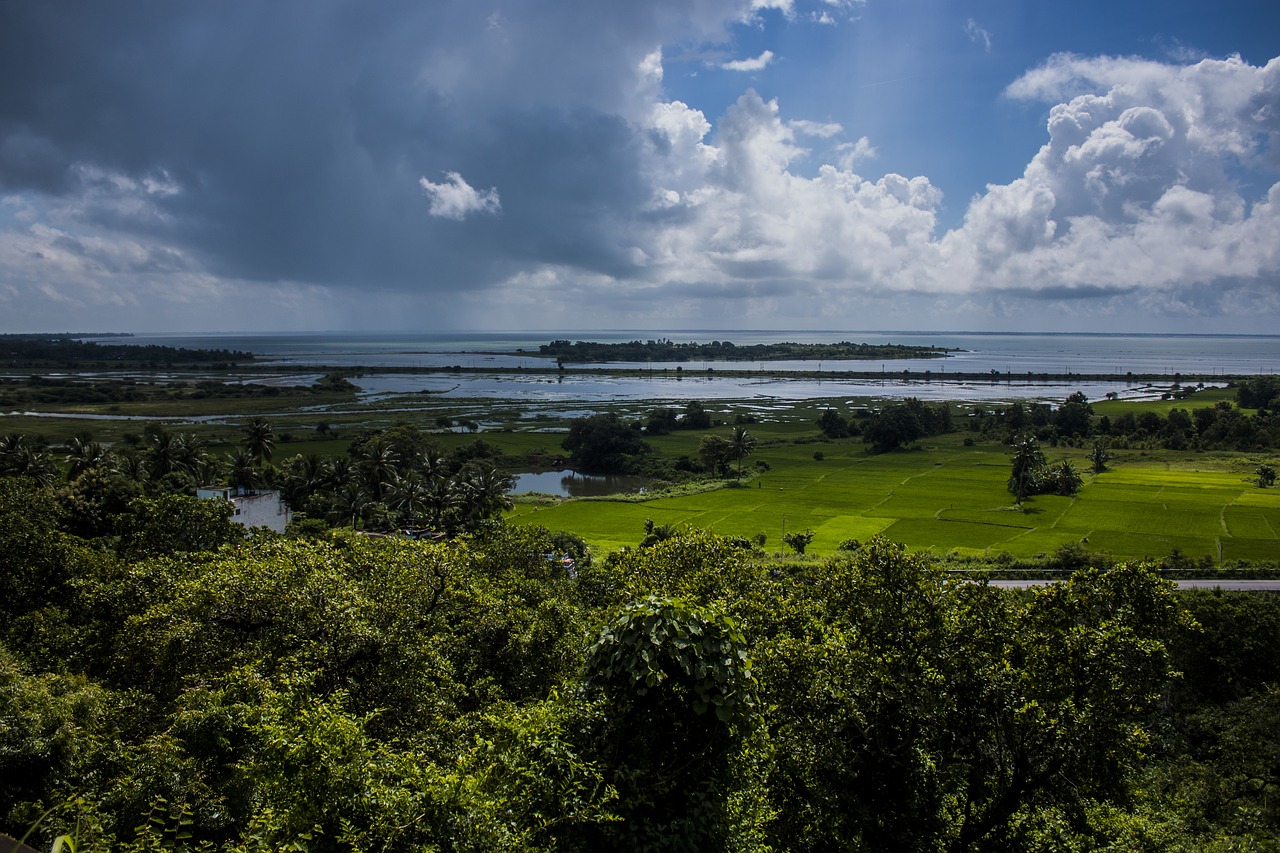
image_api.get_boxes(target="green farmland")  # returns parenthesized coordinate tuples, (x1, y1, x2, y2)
(509, 431, 1280, 562)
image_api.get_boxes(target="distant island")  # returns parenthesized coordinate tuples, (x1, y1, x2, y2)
(0, 333, 252, 367)
(535, 338, 957, 363)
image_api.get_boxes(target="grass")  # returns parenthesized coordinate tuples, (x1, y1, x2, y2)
(510, 431, 1280, 563)
(6, 371, 1278, 564)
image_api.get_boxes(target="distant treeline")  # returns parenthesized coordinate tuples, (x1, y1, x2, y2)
(976, 383, 1280, 452)
(0, 373, 357, 408)
(536, 338, 954, 363)
(0, 334, 252, 366)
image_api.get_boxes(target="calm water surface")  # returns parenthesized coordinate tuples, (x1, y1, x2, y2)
(78, 330, 1279, 405)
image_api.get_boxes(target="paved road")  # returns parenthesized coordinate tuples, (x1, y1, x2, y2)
(987, 579, 1280, 591)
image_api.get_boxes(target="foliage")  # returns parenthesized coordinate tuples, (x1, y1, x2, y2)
(538, 338, 951, 363)
(0, 471, 1276, 853)
(782, 530, 814, 554)
(581, 595, 761, 850)
(863, 398, 952, 452)
(562, 413, 649, 474)
(1008, 436, 1082, 501)
(1236, 375, 1280, 410)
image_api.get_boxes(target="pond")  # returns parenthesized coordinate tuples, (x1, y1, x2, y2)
(511, 469, 648, 498)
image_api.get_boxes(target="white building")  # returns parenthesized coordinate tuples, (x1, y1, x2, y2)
(197, 486, 291, 533)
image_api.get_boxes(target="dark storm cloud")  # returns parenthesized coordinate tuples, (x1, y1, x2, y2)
(0, 1, 726, 292)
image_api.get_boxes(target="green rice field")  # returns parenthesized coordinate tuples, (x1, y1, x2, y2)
(509, 432, 1280, 562)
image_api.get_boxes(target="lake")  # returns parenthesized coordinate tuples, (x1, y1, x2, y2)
(78, 330, 1279, 405)
(511, 469, 648, 497)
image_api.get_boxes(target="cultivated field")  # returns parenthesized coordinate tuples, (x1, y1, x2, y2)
(509, 429, 1280, 562)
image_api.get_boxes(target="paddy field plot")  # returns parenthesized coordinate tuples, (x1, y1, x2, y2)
(510, 438, 1280, 561)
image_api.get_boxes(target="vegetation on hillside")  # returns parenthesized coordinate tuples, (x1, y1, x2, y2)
(2, 477, 1278, 851)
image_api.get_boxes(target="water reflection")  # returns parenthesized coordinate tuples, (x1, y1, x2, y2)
(512, 469, 647, 497)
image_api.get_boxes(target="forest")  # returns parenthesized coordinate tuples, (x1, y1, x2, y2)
(534, 339, 953, 363)
(2, 361, 1279, 850)
(3, 469, 1280, 851)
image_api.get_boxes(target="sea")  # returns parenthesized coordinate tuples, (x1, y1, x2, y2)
(79, 330, 1279, 406)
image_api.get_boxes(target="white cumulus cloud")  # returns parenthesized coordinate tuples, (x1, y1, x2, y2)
(721, 50, 776, 72)
(418, 172, 502, 220)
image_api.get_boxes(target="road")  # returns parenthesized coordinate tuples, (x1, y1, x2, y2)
(986, 579, 1280, 591)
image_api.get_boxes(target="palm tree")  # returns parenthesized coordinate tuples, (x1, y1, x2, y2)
(388, 471, 432, 527)
(357, 439, 400, 501)
(328, 481, 370, 528)
(242, 417, 276, 466)
(424, 474, 462, 532)
(1053, 459, 1082, 496)
(729, 426, 758, 478)
(144, 425, 182, 479)
(227, 448, 261, 490)
(4, 445, 59, 486)
(325, 455, 356, 488)
(116, 451, 148, 484)
(457, 463, 514, 526)
(0, 433, 26, 463)
(64, 435, 112, 480)
(281, 453, 327, 509)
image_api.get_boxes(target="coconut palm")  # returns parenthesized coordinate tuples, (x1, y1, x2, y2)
(242, 417, 276, 466)
(64, 435, 112, 480)
(456, 462, 514, 526)
(388, 471, 433, 527)
(356, 439, 400, 501)
(328, 481, 370, 528)
(729, 426, 758, 477)
(227, 448, 261, 490)
(144, 425, 183, 479)
(116, 451, 148, 484)
(3, 445, 59, 486)
(0, 433, 28, 470)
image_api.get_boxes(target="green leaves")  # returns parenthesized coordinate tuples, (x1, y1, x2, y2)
(586, 596, 756, 727)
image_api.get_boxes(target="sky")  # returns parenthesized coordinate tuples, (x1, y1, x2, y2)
(1, 0, 1279, 335)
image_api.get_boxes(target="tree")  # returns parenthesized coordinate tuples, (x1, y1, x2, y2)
(863, 405, 921, 452)
(63, 434, 112, 481)
(227, 447, 261, 490)
(1053, 391, 1093, 437)
(1089, 440, 1109, 473)
(816, 408, 850, 439)
(729, 426, 758, 477)
(756, 538, 1188, 852)
(1051, 458, 1083, 495)
(782, 530, 814, 555)
(114, 494, 243, 561)
(679, 401, 712, 430)
(645, 408, 679, 436)
(242, 417, 276, 466)
(582, 595, 758, 849)
(698, 434, 734, 477)
(1008, 435, 1046, 503)
(562, 413, 649, 474)
(455, 462, 514, 529)
(1258, 464, 1276, 488)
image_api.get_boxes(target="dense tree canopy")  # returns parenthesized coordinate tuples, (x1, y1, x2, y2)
(561, 412, 649, 474)
(0, 474, 1277, 851)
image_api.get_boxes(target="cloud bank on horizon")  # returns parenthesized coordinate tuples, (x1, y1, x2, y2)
(0, 0, 1278, 333)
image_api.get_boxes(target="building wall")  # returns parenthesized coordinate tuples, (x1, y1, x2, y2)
(231, 491, 291, 533)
